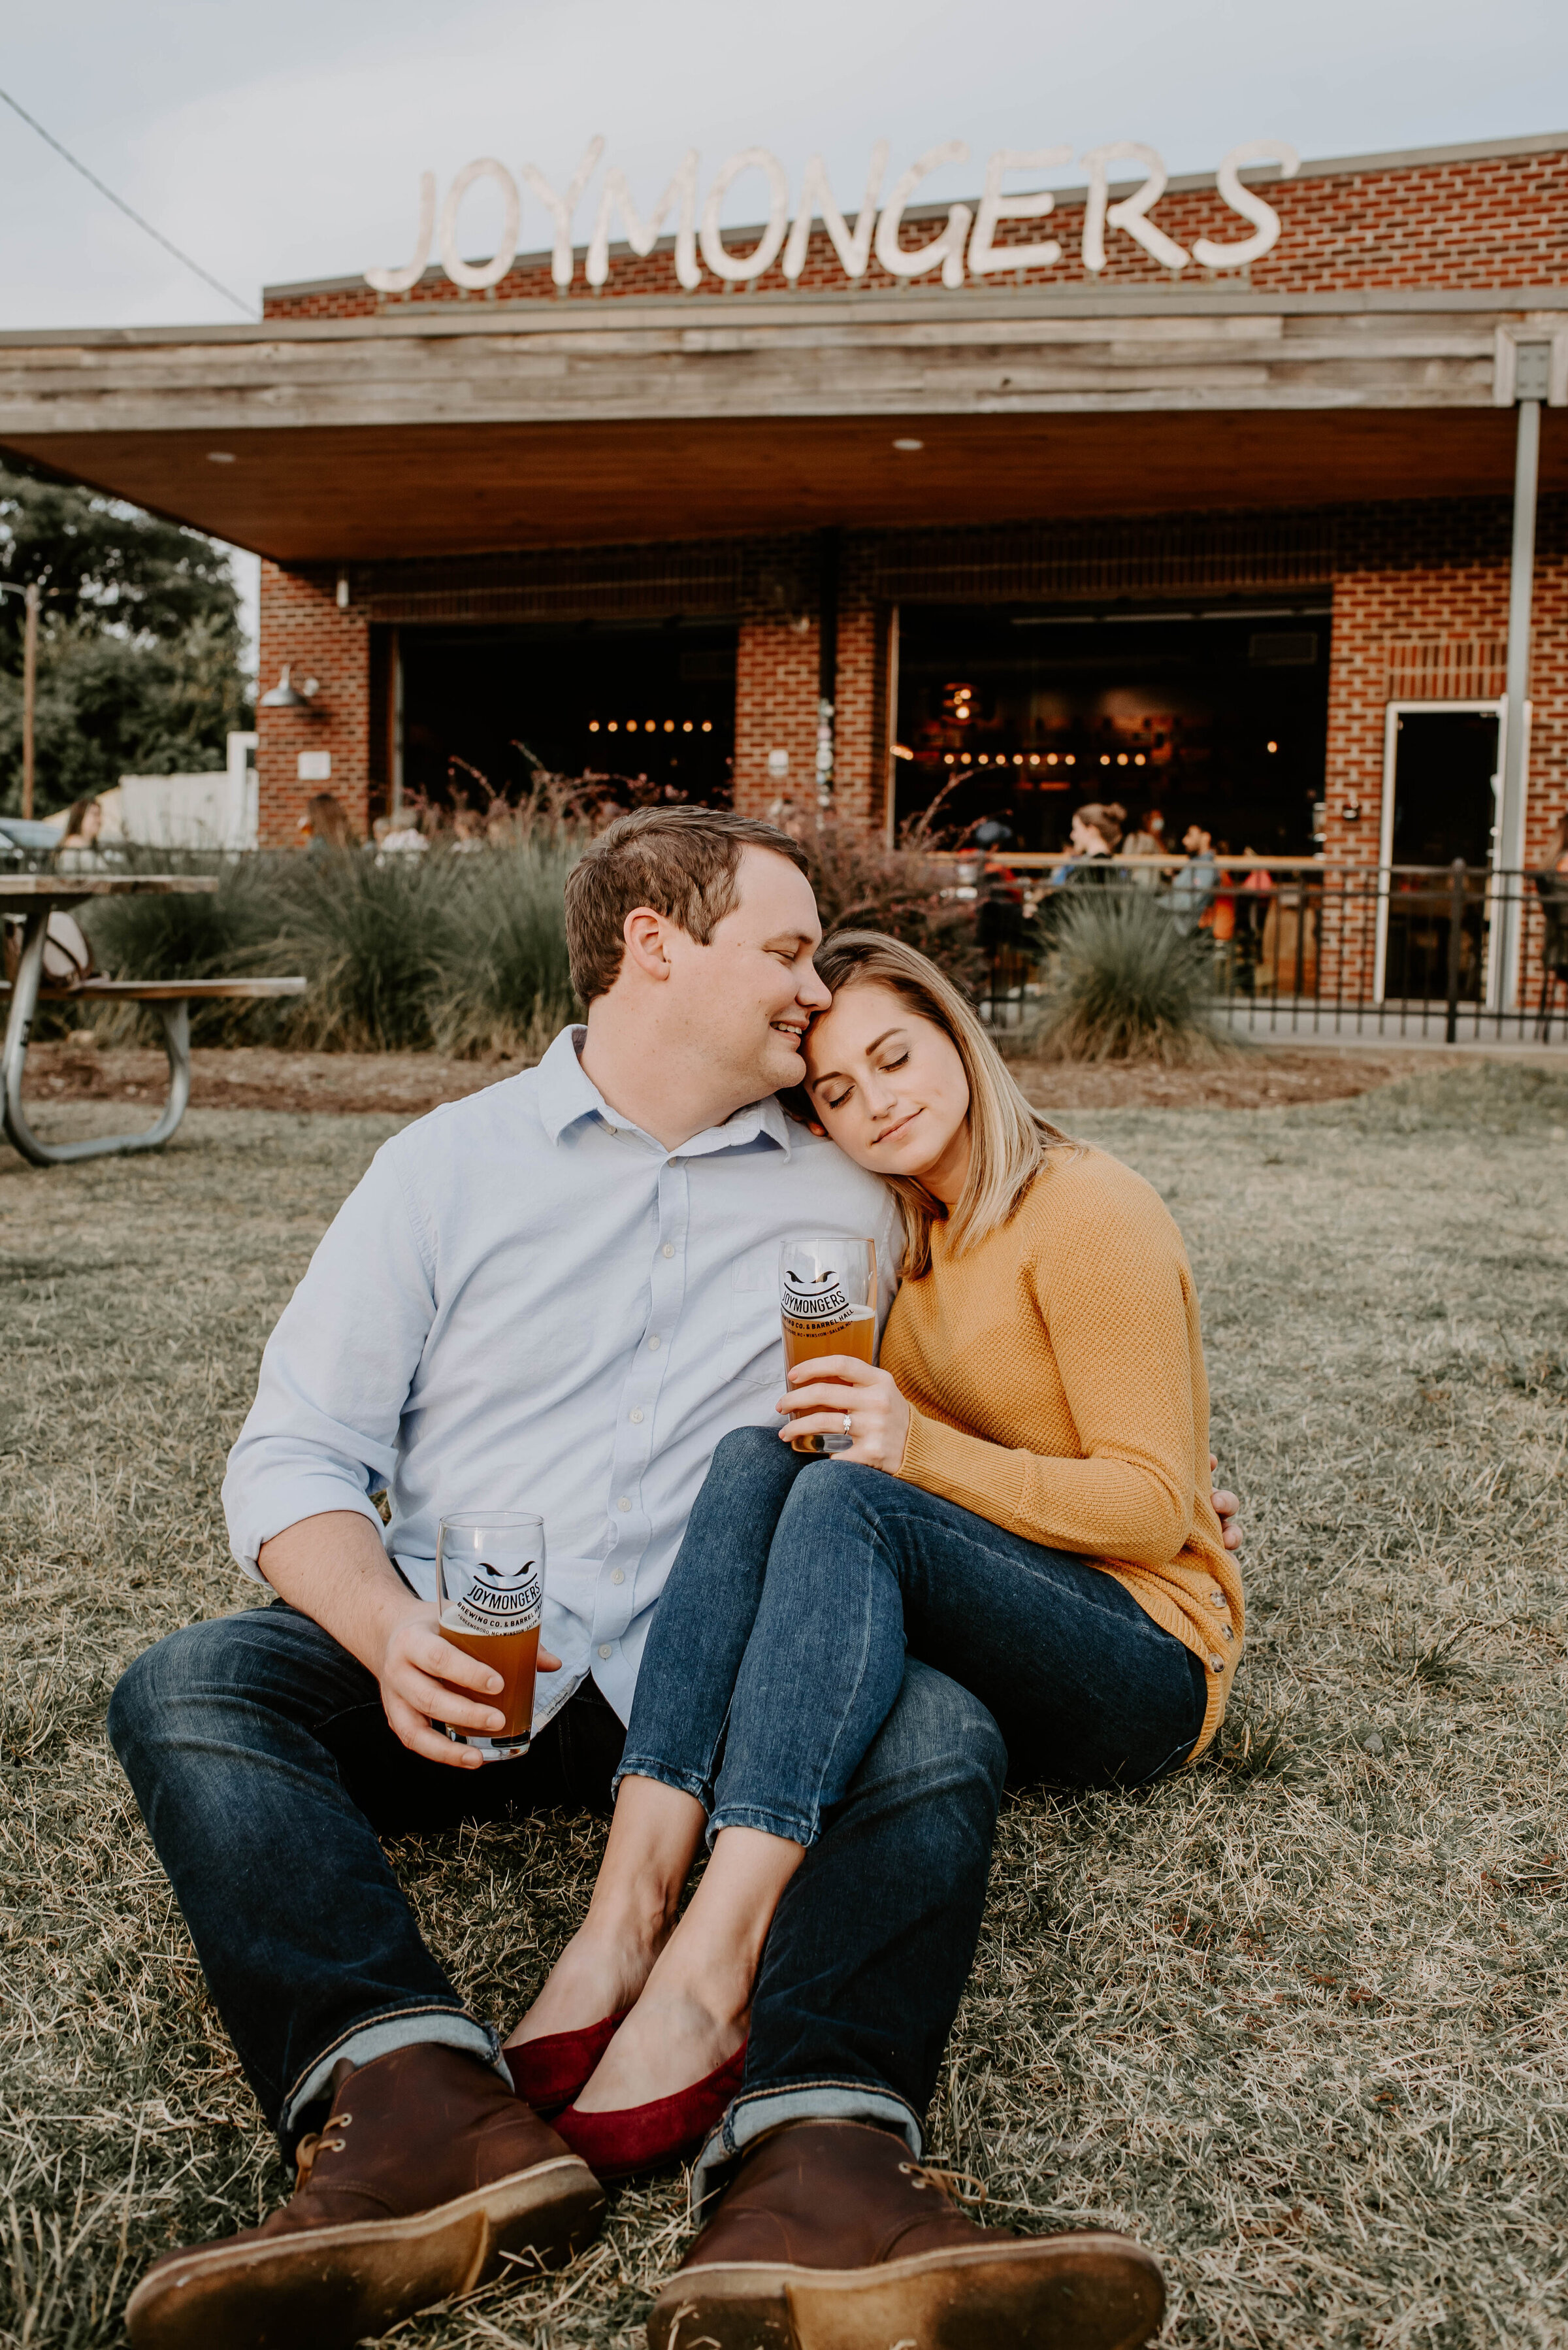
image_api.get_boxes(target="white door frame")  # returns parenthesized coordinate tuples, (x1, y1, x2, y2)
(1375, 698, 1506, 1005)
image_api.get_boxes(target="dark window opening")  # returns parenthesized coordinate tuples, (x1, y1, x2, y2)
(893, 601, 1331, 854)
(396, 621, 737, 811)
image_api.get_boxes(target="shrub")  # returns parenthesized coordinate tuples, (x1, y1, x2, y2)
(427, 838, 580, 1057)
(803, 821, 982, 994)
(1021, 886, 1235, 1065)
(75, 848, 283, 1044)
(78, 836, 583, 1055)
(266, 849, 446, 1051)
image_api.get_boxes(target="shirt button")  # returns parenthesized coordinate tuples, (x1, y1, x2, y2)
(1222, 1624, 1233, 1642)
(1209, 1655, 1225, 1672)
(648, 1335, 661, 1351)
(662, 1243, 676, 1259)
(1210, 1591, 1226, 1608)
(598, 1644, 613, 1660)
(611, 1568, 625, 1586)
(617, 1496, 631, 1513)
(630, 1408, 644, 1425)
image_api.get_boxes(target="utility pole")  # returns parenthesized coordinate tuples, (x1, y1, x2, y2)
(21, 582, 39, 819)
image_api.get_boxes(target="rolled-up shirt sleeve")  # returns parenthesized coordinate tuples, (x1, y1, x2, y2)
(222, 1138, 435, 1579)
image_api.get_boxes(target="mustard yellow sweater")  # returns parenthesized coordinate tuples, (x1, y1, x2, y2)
(880, 1146, 1241, 1757)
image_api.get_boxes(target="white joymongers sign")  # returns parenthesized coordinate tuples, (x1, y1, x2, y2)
(366, 136, 1300, 298)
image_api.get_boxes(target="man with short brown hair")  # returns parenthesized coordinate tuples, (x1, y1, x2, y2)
(110, 810, 1166, 2350)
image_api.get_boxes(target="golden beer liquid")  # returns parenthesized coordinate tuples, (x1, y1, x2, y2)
(781, 1304, 875, 1453)
(437, 1613, 540, 1740)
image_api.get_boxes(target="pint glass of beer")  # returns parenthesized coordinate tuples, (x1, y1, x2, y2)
(779, 1236, 877, 1455)
(434, 1512, 545, 1762)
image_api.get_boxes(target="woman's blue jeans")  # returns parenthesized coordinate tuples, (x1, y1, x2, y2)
(619, 1426, 1209, 1848)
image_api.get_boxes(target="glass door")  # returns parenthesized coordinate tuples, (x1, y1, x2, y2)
(1375, 703, 1503, 1004)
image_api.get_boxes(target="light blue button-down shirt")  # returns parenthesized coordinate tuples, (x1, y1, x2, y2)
(223, 1026, 900, 1729)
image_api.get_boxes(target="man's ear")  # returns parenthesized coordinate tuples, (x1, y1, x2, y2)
(621, 906, 673, 982)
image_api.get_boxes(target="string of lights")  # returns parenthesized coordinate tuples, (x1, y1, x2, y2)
(0, 84, 256, 320)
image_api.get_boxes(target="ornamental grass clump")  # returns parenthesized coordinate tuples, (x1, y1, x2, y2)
(76, 828, 584, 1056)
(427, 837, 580, 1059)
(266, 848, 447, 1052)
(1026, 886, 1235, 1065)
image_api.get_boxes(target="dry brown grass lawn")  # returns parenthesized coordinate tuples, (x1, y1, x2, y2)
(2, 1064, 1567, 2349)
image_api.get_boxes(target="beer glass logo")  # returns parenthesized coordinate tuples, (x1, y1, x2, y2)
(457, 1553, 542, 1633)
(782, 1268, 852, 1325)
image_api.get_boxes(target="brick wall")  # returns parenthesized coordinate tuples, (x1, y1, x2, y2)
(1322, 495, 1567, 872)
(256, 563, 373, 846)
(258, 501, 1568, 918)
(730, 537, 889, 833)
(265, 141, 1568, 321)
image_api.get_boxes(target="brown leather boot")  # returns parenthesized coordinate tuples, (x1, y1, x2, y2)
(125, 2041, 605, 2350)
(647, 2119, 1164, 2350)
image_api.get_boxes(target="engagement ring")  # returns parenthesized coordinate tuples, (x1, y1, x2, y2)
(843, 1412, 853, 1437)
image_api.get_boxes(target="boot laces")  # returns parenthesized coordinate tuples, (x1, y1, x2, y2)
(293, 2110, 352, 2186)
(899, 2160, 987, 2209)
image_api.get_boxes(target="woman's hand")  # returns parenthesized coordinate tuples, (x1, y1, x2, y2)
(1210, 1453, 1243, 1553)
(779, 1355, 911, 1473)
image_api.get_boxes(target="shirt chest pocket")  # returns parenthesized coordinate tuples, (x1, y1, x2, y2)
(724, 1244, 784, 1382)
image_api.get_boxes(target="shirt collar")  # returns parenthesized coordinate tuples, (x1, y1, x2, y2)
(536, 1025, 795, 1159)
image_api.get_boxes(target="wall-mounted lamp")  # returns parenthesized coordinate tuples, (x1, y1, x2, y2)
(259, 663, 323, 710)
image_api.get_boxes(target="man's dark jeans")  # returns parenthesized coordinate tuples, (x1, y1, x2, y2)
(621, 1427, 1209, 1848)
(107, 1600, 1004, 2162)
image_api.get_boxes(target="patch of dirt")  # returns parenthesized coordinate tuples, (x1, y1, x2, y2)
(16, 1041, 1472, 1120)
(1005, 1047, 1445, 1111)
(17, 1043, 527, 1117)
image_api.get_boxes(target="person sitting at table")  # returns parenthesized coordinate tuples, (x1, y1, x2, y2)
(297, 793, 357, 851)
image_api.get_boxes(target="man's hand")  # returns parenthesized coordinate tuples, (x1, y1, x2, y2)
(378, 1601, 503, 1768)
(779, 1355, 911, 1474)
(377, 1606, 565, 1769)
(257, 1510, 560, 1772)
(1211, 1454, 1243, 1552)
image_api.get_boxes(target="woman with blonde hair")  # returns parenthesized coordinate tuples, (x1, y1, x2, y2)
(508, 930, 1243, 2176)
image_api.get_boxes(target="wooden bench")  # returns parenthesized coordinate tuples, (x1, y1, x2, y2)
(1, 973, 305, 1167)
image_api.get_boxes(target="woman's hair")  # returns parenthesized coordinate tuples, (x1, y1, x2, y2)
(803, 931, 1075, 1280)
(1549, 811, 1568, 865)
(304, 793, 355, 849)
(1073, 801, 1126, 852)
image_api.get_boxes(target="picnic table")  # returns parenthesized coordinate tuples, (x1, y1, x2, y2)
(1, 875, 304, 1167)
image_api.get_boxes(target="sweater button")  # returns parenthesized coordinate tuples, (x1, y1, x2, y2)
(1221, 1625, 1233, 1641)
(1209, 1655, 1224, 1672)
(1210, 1591, 1225, 1608)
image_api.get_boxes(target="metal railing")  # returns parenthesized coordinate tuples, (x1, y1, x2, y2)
(969, 858, 1568, 1048)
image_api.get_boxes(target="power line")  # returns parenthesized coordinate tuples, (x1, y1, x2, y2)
(0, 84, 257, 320)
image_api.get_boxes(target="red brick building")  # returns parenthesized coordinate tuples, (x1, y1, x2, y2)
(2, 128, 1565, 1010)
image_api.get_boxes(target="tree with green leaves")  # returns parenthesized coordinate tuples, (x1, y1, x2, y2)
(0, 458, 252, 816)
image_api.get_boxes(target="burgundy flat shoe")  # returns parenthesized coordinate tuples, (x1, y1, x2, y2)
(553, 2042, 747, 2181)
(504, 2011, 630, 2119)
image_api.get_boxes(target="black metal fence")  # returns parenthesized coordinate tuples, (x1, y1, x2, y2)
(972, 860, 1568, 1048)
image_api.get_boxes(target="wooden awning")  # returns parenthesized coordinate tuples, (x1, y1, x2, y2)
(2, 287, 1562, 563)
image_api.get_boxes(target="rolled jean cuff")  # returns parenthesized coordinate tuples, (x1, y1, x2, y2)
(705, 1801, 819, 1853)
(282, 2005, 502, 2140)
(690, 2079, 923, 2219)
(611, 1753, 715, 1813)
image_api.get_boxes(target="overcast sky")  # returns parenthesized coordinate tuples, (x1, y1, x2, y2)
(4, 0, 1563, 657)
(4, 0, 1564, 331)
